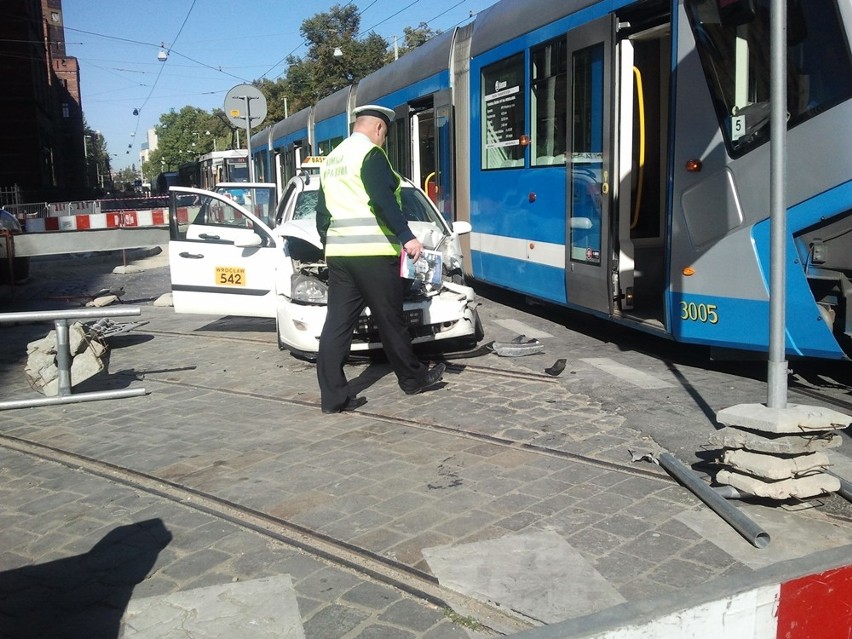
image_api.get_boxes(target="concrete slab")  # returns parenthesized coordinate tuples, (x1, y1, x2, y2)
(716, 403, 852, 434)
(709, 427, 842, 454)
(721, 449, 830, 481)
(676, 503, 852, 570)
(120, 575, 305, 638)
(494, 318, 555, 340)
(580, 358, 673, 389)
(423, 530, 625, 624)
(716, 469, 840, 500)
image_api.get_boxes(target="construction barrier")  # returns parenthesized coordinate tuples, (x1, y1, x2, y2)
(510, 546, 852, 639)
(25, 209, 168, 232)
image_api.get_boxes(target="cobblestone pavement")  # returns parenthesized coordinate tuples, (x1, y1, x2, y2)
(1, 251, 851, 638)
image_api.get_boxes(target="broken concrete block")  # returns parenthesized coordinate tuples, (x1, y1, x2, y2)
(710, 427, 842, 454)
(86, 294, 119, 308)
(153, 292, 173, 307)
(716, 403, 851, 434)
(27, 331, 56, 355)
(24, 323, 108, 396)
(716, 469, 840, 500)
(722, 449, 830, 481)
(70, 346, 105, 385)
(69, 322, 88, 355)
(25, 350, 57, 380)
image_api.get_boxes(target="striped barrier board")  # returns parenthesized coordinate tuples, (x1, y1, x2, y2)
(514, 554, 852, 639)
(25, 208, 191, 232)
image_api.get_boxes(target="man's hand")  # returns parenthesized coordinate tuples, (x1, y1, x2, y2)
(403, 238, 423, 263)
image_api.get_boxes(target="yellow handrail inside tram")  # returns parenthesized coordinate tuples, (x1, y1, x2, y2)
(631, 66, 646, 231)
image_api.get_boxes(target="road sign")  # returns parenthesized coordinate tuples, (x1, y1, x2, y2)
(224, 84, 267, 129)
(224, 84, 267, 182)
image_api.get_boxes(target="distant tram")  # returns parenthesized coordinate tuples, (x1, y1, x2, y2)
(251, 0, 852, 360)
(179, 150, 250, 190)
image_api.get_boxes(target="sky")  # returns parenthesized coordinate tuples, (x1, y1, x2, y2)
(62, 0, 499, 171)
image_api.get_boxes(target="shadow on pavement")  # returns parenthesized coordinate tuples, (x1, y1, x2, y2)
(0, 519, 172, 639)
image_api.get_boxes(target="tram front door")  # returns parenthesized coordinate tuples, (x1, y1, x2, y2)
(564, 16, 615, 315)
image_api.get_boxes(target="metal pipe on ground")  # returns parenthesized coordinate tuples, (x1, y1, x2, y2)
(827, 471, 852, 504)
(658, 453, 770, 549)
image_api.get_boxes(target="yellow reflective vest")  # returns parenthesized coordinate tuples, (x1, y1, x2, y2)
(320, 133, 402, 257)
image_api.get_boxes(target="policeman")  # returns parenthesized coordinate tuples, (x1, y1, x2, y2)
(315, 104, 445, 413)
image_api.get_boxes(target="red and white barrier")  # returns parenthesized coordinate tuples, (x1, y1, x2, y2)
(26, 209, 168, 233)
(571, 562, 852, 639)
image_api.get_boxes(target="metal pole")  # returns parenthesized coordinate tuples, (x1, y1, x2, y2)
(0, 388, 147, 411)
(54, 319, 72, 396)
(767, 0, 788, 408)
(236, 94, 256, 183)
(658, 453, 770, 549)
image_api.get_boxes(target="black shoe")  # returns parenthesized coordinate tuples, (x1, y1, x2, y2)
(404, 362, 446, 395)
(322, 396, 367, 414)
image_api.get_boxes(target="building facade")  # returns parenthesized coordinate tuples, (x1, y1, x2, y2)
(0, 0, 86, 203)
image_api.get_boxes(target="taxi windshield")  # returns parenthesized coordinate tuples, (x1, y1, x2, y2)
(292, 187, 442, 225)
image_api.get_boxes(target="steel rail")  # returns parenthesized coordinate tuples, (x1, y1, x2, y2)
(0, 432, 533, 636)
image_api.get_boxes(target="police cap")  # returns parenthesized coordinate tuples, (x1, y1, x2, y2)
(353, 104, 395, 126)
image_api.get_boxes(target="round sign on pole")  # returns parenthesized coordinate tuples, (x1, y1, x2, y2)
(224, 84, 267, 182)
(223, 84, 267, 129)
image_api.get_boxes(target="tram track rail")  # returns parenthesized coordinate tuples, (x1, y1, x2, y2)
(0, 432, 535, 635)
(3, 324, 852, 632)
(788, 381, 852, 414)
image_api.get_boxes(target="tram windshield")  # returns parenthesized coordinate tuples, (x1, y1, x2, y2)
(685, 0, 852, 157)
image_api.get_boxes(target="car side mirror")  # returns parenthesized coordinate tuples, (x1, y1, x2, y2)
(235, 234, 263, 248)
(452, 220, 472, 236)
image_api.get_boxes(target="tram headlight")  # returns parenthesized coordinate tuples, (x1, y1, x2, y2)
(291, 274, 328, 304)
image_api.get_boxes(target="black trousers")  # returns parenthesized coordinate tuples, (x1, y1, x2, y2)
(317, 255, 427, 411)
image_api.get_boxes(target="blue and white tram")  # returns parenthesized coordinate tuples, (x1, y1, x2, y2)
(271, 106, 312, 185)
(250, 125, 274, 184)
(258, 0, 852, 360)
(313, 86, 354, 156)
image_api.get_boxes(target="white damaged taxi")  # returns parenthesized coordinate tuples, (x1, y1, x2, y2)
(167, 178, 482, 359)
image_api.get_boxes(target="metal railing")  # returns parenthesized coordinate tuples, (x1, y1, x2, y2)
(0, 306, 148, 410)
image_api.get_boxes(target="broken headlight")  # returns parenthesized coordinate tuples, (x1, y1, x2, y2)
(291, 274, 328, 305)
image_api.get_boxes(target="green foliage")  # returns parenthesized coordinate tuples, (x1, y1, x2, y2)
(133, 5, 440, 180)
(273, 4, 390, 114)
(142, 106, 230, 181)
(399, 22, 440, 56)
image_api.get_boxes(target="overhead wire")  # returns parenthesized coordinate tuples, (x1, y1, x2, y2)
(129, 0, 199, 153)
(259, 0, 356, 80)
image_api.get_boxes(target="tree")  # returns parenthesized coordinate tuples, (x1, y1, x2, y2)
(142, 106, 225, 181)
(398, 22, 440, 57)
(255, 78, 290, 128)
(275, 4, 390, 114)
(83, 123, 108, 195)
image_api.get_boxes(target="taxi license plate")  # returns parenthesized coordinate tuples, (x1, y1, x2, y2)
(215, 266, 246, 287)
(356, 309, 423, 333)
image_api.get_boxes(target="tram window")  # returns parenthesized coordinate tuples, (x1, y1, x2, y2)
(531, 38, 568, 167)
(685, 0, 852, 157)
(481, 54, 526, 170)
(317, 137, 344, 156)
(386, 119, 407, 176)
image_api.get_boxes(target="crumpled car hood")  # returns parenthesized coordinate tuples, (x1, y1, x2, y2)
(277, 219, 323, 250)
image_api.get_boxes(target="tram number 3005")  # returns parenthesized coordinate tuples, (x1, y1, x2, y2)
(680, 301, 719, 324)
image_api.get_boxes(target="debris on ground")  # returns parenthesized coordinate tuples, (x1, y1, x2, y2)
(545, 359, 566, 376)
(490, 339, 545, 357)
(25, 322, 106, 396)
